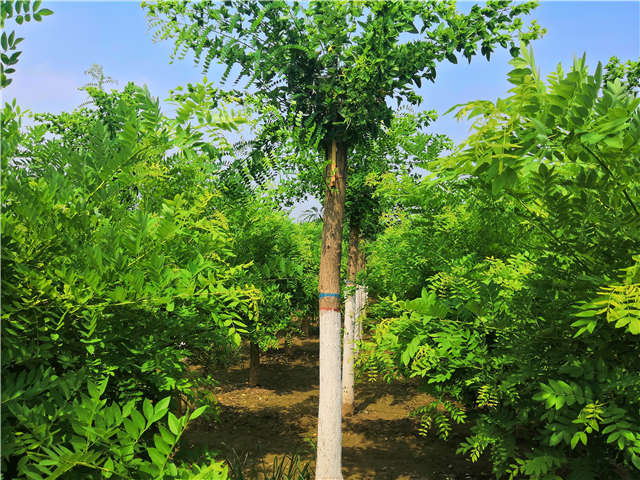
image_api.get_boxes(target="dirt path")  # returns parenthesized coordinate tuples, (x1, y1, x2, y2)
(184, 337, 491, 480)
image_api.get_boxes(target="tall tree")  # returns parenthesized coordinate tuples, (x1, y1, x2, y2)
(144, 1, 543, 477)
(341, 110, 450, 415)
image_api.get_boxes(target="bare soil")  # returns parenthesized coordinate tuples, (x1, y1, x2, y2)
(183, 336, 492, 480)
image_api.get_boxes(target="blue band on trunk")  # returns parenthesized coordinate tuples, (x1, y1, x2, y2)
(319, 292, 340, 298)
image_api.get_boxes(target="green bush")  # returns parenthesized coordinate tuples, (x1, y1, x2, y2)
(363, 49, 640, 479)
(1, 84, 254, 477)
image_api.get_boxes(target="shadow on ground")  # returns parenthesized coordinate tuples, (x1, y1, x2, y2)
(183, 337, 492, 479)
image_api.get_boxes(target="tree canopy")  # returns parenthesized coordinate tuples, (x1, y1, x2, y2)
(145, 0, 543, 144)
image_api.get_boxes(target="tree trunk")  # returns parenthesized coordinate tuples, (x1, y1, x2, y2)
(316, 139, 347, 480)
(301, 315, 310, 337)
(353, 247, 366, 355)
(249, 341, 260, 387)
(341, 223, 359, 416)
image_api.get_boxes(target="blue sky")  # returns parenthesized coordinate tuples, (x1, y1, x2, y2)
(3, 1, 639, 216)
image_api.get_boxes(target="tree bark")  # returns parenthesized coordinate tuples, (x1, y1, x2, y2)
(249, 341, 260, 387)
(342, 223, 359, 416)
(316, 139, 347, 480)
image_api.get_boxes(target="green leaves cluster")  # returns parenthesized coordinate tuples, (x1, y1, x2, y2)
(1, 82, 256, 477)
(225, 200, 320, 351)
(6, 377, 225, 479)
(1, 0, 53, 87)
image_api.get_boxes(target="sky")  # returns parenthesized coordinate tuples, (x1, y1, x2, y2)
(3, 0, 639, 216)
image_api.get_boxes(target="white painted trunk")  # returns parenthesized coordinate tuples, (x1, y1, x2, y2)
(341, 292, 355, 414)
(353, 285, 365, 353)
(316, 309, 343, 480)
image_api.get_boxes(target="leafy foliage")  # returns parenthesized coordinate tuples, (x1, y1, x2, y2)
(144, 0, 543, 145)
(0, 0, 53, 87)
(225, 200, 319, 353)
(4, 377, 225, 479)
(1, 82, 257, 478)
(363, 48, 640, 479)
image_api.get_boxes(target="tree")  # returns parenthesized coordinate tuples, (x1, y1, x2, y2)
(144, 2, 543, 476)
(164, 78, 321, 385)
(341, 110, 451, 415)
(78, 64, 118, 106)
(225, 200, 308, 386)
(1, 82, 251, 478)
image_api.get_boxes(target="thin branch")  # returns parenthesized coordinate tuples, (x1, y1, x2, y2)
(582, 143, 640, 217)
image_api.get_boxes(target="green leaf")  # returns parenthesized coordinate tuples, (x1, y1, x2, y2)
(122, 399, 136, 418)
(123, 418, 138, 438)
(167, 412, 180, 435)
(570, 432, 580, 449)
(131, 410, 146, 432)
(36, 7, 53, 16)
(154, 433, 171, 454)
(143, 398, 153, 421)
(3, 50, 22, 65)
(190, 405, 207, 421)
(24, 470, 44, 480)
(549, 432, 563, 446)
(159, 425, 175, 444)
(88, 378, 107, 399)
(103, 458, 114, 478)
(147, 446, 165, 466)
(154, 397, 171, 420)
(579, 431, 587, 445)
(603, 135, 624, 149)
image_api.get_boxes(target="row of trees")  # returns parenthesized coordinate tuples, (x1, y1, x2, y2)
(4, 0, 638, 479)
(144, 1, 543, 477)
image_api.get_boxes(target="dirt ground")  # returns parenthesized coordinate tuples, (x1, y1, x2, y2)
(183, 336, 492, 480)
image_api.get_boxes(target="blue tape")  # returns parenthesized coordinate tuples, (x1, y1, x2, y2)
(319, 292, 341, 299)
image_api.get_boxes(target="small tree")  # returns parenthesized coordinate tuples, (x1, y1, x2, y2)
(226, 200, 307, 386)
(144, 1, 543, 476)
(1, 82, 252, 478)
(363, 48, 640, 478)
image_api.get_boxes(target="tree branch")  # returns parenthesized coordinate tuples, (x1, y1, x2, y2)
(582, 143, 639, 217)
